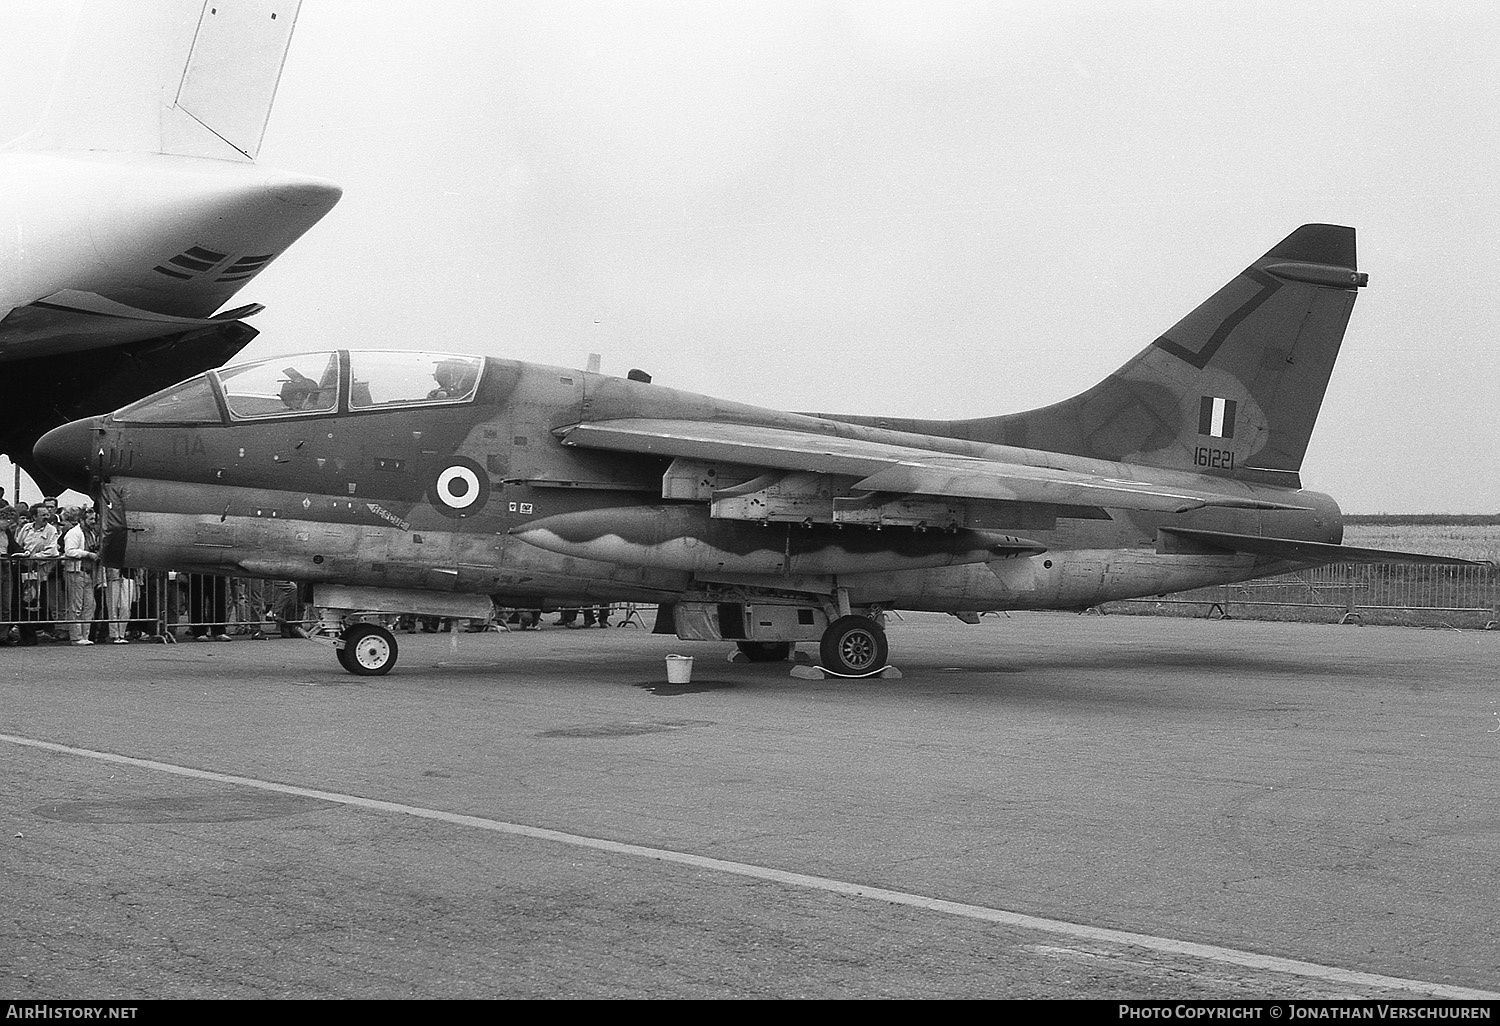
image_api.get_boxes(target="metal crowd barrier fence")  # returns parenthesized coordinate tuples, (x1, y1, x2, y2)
(0, 557, 313, 643)
(0, 556, 653, 643)
(1101, 562, 1499, 629)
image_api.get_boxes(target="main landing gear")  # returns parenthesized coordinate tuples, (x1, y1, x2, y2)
(819, 615, 889, 676)
(726, 591, 892, 677)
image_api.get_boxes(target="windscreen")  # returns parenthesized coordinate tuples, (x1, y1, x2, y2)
(112, 376, 223, 424)
(217, 352, 339, 419)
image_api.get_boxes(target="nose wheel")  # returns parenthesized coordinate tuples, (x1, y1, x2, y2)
(337, 623, 399, 675)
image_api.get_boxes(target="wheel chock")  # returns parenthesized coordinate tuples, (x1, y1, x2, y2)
(789, 664, 902, 680)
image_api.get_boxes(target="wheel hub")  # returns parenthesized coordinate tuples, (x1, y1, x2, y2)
(840, 631, 877, 669)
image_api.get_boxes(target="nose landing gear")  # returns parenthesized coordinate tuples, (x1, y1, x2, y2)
(335, 622, 399, 675)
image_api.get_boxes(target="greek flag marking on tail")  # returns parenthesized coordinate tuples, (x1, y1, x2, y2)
(1198, 396, 1237, 439)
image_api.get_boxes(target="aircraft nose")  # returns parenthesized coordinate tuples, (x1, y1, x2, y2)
(33, 417, 102, 493)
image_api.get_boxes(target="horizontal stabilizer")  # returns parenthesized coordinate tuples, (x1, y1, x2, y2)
(1160, 528, 1491, 567)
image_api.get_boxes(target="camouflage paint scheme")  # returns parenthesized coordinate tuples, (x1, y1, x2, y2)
(32, 225, 1483, 668)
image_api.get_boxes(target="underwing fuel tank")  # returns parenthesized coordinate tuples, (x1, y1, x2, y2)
(510, 505, 1045, 576)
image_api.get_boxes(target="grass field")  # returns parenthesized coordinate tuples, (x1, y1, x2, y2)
(1342, 523, 1500, 563)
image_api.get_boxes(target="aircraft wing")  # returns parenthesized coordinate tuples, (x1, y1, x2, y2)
(558, 418, 1310, 515)
(1161, 528, 1491, 567)
(0, 290, 263, 361)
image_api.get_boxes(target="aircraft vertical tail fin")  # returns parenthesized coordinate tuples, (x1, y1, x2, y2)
(971, 224, 1367, 484)
(12, 0, 302, 161)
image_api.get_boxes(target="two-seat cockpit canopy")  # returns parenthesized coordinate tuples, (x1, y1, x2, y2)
(112, 351, 485, 425)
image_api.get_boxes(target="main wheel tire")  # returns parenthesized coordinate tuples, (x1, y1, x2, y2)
(736, 640, 793, 663)
(819, 615, 888, 676)
(340, 623, 398, 676)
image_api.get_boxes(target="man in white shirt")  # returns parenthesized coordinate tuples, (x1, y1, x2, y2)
(16, 505, 59, 558)
(60, 507, 98, 645)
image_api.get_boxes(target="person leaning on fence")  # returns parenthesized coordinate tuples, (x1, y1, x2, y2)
(60, 508, 101, 645)
(16, 504, 59, 559)
(16, 504, 60, 642)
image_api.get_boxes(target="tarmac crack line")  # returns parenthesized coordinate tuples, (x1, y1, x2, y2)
(6, 730, 1498, 1001)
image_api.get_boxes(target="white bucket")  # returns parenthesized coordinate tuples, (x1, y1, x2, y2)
(665, 654, 694, 684)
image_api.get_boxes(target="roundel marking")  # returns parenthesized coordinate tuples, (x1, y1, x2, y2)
(427, 456, 490, 517)
(437, 466, 480, 507)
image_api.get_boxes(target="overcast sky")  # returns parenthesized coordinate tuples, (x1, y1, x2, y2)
(3, 1, 1498, 513)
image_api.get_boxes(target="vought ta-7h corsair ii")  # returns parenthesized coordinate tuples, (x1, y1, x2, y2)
(34, 225, 1485, 675)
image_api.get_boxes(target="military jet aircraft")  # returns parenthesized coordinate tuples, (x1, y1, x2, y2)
(0, 0, 340, 492)
(33, 224, 1486, 676)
